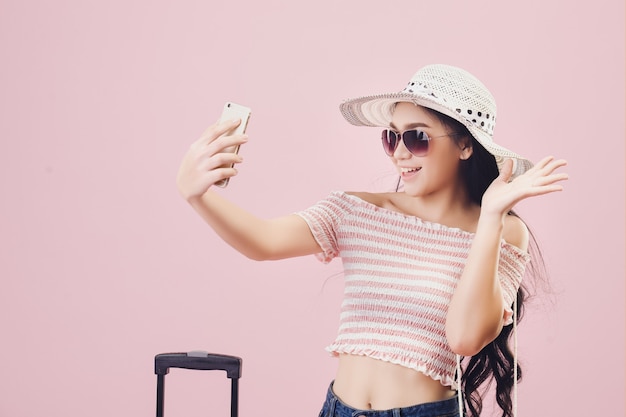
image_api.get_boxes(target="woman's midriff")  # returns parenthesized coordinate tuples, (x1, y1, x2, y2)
(332, 353, 456, 410)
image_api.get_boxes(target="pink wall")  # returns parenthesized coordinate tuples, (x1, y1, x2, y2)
(1, 1, 624, 416)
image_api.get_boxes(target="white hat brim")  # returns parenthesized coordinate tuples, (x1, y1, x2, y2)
(340, 93, 533, 178)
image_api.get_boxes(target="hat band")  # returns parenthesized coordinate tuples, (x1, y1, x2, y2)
(402, 81, 439, 99)
(400, 81, 496, 137)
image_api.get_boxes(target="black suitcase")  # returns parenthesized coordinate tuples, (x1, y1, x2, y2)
(155, 351, 243, 417)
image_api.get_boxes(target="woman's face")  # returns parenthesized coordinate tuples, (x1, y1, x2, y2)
(388, 102, 470, 197)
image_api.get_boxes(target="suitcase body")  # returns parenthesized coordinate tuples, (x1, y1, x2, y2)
(155, 351, 243, 417)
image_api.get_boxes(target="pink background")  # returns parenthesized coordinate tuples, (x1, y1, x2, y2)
(1, 1, 624, 416)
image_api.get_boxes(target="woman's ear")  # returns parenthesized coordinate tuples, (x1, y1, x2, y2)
(459, 138, 473, 160)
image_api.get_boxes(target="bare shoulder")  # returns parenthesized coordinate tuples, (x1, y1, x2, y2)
(503, 214, 530, 252)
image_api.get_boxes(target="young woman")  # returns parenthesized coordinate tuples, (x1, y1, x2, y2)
(176, 65, 568, 417)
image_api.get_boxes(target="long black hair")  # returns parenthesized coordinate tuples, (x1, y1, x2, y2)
(419, 108, 548, 417)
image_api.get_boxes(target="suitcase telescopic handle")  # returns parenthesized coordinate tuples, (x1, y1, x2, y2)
(155, 351, 242, 417)
(154, 351, 242, 379)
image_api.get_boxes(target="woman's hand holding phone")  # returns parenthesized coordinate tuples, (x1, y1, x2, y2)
(176, 118, 248, 201)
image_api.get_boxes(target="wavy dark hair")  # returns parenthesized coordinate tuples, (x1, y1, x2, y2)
(397, 108, 548, 417)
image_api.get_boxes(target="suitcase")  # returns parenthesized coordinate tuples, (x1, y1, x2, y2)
(155, 351, 243, 417)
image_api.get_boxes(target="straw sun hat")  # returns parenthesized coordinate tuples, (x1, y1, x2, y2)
(340, 64, 533, 178)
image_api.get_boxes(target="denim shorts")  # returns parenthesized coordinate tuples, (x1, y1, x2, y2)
(318, 382, 460, 417)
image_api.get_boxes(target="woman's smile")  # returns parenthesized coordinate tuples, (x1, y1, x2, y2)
(400, 166, 422, 179)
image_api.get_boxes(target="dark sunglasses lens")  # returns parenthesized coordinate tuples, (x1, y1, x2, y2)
(403, 130, 429, 156)
(381, 130, 397, 156)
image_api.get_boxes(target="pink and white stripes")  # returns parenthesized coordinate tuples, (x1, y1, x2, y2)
(296, 191, 529, 389)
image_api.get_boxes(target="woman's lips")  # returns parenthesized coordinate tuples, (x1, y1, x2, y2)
(400, 167, 421, 179)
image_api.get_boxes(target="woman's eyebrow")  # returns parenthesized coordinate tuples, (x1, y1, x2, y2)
(389, 122, 431, 130)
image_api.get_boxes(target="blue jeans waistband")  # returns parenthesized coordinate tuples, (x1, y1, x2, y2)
(319, 382, 460, 417)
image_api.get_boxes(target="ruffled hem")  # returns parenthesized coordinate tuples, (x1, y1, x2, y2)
(500, 239, 531, 264)
(293, 212, 337, 264)
(325, 345, 458, 390)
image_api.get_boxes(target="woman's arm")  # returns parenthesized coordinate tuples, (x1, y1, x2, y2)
(445, 157, 568, 356)
(177, 119, 321, 261)
(445, 212, 528, 356)
(187, 191, 321, 260)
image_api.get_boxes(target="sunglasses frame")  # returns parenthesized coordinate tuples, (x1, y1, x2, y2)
(381, 129, 462, 157)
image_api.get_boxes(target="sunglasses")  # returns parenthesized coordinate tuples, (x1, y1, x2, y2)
(381, 129, 461, 157)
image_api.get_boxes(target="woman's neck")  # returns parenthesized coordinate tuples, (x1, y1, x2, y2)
(394, 181, 478, 230)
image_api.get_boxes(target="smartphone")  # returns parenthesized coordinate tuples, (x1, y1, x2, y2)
(214, 102, 252, 188)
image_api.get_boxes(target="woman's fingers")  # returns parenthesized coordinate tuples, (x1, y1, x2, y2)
(176, 119, 248, 200)
(206, 132, 248, 157)
(498, 158, 514, 183)
(192, 119, 247, 159)
(529, 157, 567, 176)
(529, 159, 568, 187)
(516, 157, 568, 198)
(517, 157, 567, 183)
(481, 156, 568, 216)
(200, 151, 243, 172)
(532, 172, 569, 187)
(198, 118, 242, 146)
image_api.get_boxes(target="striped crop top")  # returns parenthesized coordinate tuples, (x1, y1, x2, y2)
(295, 191, 530, 389)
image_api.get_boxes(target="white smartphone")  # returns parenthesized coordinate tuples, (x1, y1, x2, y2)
(214, 102, 252, 188)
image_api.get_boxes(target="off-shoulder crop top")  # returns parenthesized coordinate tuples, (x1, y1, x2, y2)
(295, 191, 530, 389)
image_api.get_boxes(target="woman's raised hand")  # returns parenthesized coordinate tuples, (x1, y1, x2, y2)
(481, 156, 569, 218)
(176, 119, 248, 201)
